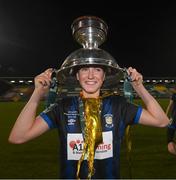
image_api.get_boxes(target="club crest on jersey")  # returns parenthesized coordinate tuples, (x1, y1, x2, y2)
(104, 114, 113, 128)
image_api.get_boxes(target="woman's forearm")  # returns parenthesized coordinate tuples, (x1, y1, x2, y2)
(8, 90, 42, 143)
(133, 83, 169, 126)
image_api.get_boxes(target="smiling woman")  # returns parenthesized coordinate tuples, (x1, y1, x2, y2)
(8, 15, 169, 179)
(76, 67, 105, 98)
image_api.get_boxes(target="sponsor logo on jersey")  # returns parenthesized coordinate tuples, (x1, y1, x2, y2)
(67, 131, 113, 160)
(64, 111, 78, 125)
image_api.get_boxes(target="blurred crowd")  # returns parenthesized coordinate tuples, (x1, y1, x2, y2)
(0, 79, 176, 102)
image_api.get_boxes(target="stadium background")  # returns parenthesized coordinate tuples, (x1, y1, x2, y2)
(0, 77, 176, 179)
(1, 76, 176, 101)
(1, 1, 176, 178)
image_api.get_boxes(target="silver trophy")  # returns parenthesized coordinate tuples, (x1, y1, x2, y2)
(55, 16, 125, 87)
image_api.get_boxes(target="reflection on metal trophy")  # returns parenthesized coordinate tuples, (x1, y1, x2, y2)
(56, 15, 124, 87)
(71, 15, 108, 49)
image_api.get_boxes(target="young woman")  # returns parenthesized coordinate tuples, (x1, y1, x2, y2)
(9, 66, 169, 179)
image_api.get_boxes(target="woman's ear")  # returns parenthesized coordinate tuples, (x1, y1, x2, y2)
(103, 72, 106, 81)
(76, 72, 79, 81)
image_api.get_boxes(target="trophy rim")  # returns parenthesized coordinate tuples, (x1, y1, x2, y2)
(71, 15, 108, 31)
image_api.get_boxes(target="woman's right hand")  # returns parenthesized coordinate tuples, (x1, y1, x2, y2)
(168, 142, 176, 155)
(34, 68, 53, 97)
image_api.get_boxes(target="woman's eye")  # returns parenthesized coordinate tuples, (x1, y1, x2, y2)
(80, 68, 88, 71)
(95, 68, 102, 72)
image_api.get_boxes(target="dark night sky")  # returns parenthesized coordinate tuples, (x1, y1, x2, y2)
(0, 0, 176, 78)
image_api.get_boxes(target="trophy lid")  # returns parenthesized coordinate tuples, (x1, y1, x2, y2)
(71, 15, 108, 48)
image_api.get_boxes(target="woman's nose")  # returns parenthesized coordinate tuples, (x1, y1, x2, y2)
(88, 69, 94, 79)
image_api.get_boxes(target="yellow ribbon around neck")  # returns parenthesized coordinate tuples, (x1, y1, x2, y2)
(76, 97, 103, 179)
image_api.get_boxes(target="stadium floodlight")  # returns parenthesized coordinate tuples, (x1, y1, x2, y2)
(27, 80, 33, 83)
(164, 80, 169, 83)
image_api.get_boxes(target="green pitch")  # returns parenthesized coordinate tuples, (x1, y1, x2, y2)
(0, 99, 176, 178)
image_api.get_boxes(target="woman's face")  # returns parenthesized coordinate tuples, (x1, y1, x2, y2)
(76, 67, 105, 98)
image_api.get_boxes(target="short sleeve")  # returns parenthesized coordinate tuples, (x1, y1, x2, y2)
(123, 101, 142, 125)
(40, 103, 59, 129)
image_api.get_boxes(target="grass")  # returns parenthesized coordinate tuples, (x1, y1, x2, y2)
(0, 101, 59, 178)
(0, 99, 176, 178)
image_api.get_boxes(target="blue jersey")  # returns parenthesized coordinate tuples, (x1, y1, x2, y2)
(40, 95, 142, 179)
(171, 93, 176, 120)
(168, 93, 176, 129)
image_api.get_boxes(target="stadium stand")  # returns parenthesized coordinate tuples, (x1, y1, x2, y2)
(0, 77, 176, 101)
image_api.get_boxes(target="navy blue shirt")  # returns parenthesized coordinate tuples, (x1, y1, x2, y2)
(171, 93, 176, 120)
(168, 93, 176, 129)
(40, 95, 142, 179)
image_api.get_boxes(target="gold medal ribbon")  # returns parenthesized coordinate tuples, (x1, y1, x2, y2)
(76, 96, 103, 179)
